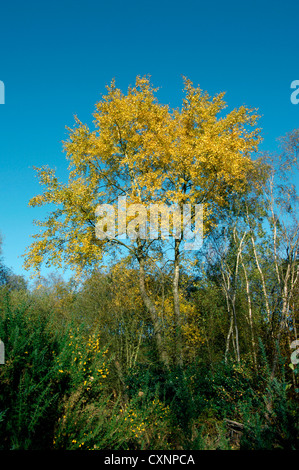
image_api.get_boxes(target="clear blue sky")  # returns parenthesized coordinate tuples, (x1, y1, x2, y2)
(0, 0, 298, 281)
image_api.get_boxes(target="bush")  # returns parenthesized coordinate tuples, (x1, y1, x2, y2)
(0, 290, 297, 450)
(0, 296, 63, 449)
(240, 378, 299, 450)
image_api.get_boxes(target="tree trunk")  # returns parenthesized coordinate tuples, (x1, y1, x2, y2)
(240, 257, 258, 369)
(138, 255, 169, 366)
(173, 239, 183, 366)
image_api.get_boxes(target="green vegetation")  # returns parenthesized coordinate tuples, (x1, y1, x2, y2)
(0, 257, 298, 449)
(0, 81, 298, 449)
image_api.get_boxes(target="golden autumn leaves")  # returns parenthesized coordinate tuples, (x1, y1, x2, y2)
(24, 75, 261, 275)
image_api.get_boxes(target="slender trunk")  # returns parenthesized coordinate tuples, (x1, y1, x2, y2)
(240, 257, 258, 369)
(269, 176, 281, 288)
(270, 264, 291, 380)
(233, 228, 258, 368)
(132, 325, 144, 368)
(138, 255, 169, 366)
(232, 303, 240, 363)
(225, 310, 234, 363)
(250, 232, 272, 324)
(222, 264, 233, 363)
(270, 244, 298, 379)
(231, 229, 243, 364)
(221, 233, 241, 364)
(245, 203, 272, 326)
(173, 239, 183, 366)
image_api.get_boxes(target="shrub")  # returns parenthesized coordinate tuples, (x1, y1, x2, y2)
(0, 296, 63, 449)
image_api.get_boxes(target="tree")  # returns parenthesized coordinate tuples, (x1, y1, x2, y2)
(0, 234, 9, 287)
(198, 129, 299, 375)
(254, 131, 299, 379)
(23, 76, 262, 366)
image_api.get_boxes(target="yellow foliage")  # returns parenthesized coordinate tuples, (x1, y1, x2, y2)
(23, 75, 262, 279)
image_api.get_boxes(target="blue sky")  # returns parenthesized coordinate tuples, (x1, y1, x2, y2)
(0, 0, 298, 281)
